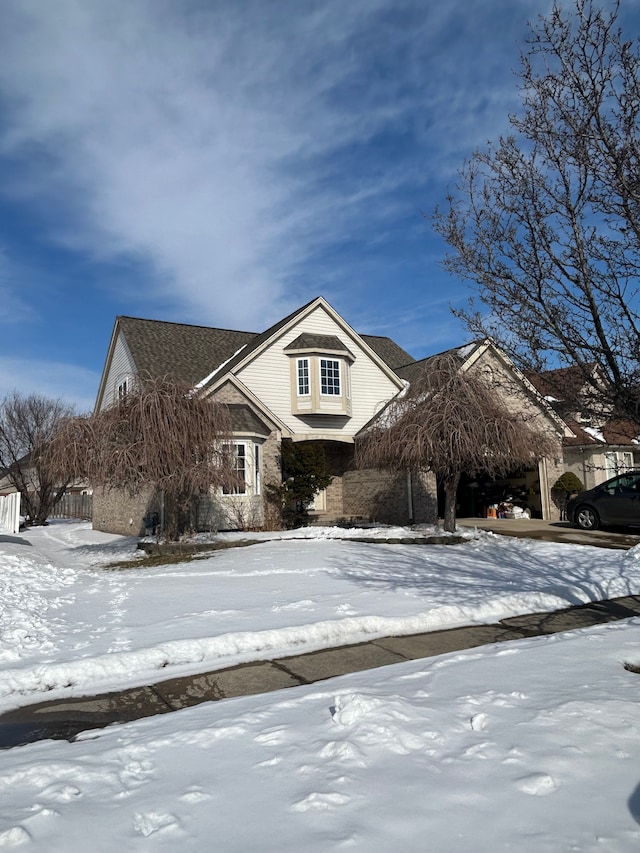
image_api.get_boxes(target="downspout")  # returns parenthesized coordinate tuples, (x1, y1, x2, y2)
(407, 470, 414, 524)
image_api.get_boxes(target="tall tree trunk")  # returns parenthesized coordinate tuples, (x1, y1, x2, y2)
(442, 472, 461, 533)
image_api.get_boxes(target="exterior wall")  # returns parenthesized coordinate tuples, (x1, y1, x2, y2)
(563, 446, 639, 491)
(98, 334, 136, 411)
(93, 485, 159, 536)
(342, 468, 437, 525)
(234, 304, 403, 441)
(205, 382, 283, 530)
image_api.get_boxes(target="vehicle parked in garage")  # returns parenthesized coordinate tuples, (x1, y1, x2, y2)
(566, 471, 640, 530)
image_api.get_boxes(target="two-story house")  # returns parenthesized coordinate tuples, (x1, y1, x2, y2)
(93, 297, 566, 534)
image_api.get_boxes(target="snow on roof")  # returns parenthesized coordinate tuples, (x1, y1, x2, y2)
(193, 345, 247, 390)
(584, 426, 605, 443)
(457, 343, 477, 359)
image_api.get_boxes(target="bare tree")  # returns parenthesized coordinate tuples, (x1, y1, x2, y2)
(0, 392, 76, 525)
(434, 0, 640, 421)
(50, 376, 236, 540)
(356, 354, 554, 532)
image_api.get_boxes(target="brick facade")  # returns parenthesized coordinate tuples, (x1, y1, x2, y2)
(93, 485, 160, 536)
(342, 468, 437, 525)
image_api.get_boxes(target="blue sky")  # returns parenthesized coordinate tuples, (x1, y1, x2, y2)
(0, 0, 634, 412)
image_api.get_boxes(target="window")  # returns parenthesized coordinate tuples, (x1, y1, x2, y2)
(223, 443, 247, 495)
(320, 358, 340, 395)
(297, 358, 310, 396)
(254, 444, 261, 495)
(118, 379, 128, 401)
(288, 347, 352, 417)
(605, 450, 635, 478)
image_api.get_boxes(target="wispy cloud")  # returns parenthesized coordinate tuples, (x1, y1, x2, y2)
(0, 357, 98, 413)
(0, 0, 540, 338)
(0, 250, 35, 324)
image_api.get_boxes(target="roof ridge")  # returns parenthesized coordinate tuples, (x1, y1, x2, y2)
(118, 315, 258, 336)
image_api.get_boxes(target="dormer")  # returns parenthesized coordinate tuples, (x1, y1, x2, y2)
(284, 333, 354, 417)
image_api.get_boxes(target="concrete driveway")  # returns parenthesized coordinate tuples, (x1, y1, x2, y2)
(457, 517, 640, 550)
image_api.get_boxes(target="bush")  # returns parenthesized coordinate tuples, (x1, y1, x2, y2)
(552, 472, 584, 494)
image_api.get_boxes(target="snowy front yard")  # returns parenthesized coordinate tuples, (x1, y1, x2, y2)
(1, 521, 640, 850)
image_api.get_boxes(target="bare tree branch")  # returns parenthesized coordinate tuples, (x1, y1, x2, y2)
(0, 392, 76, 525)
(356, 354, 555, 532)
(49, 375, 235, 540)
(433, 0, 640, 419)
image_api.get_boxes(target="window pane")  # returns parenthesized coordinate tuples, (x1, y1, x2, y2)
(223, 443, 246, 494)
(320, 358, 340, 395)
(297, 358, 310, 396)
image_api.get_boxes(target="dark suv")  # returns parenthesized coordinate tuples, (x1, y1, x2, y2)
(566, 471, 640, 530)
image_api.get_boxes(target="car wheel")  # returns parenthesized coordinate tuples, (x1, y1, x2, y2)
(576, 505, 600, 530)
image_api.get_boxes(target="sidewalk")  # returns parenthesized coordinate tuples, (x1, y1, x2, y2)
(3, 589, 640, 749)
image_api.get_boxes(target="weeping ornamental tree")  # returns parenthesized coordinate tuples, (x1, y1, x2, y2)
(434, 0, 640, 422)
(50, 376, 235, 540)
(356, 354, 554, 532)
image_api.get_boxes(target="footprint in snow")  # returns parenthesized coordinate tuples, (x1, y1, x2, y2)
(0, 826, 31, 847)
(179, 787, 211, 804)
(133, 811, 179, 837)
(291, 791, 351, 812)
(516, 773, 557, 796)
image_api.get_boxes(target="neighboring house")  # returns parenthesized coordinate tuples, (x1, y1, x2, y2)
(394, 340, 569, 521)
(528, 366, 640, 490)
(93, 297, 568, 534)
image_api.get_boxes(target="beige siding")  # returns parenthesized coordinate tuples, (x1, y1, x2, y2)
(99, 334, 136, 411)
(563, 446, 639, 491)
(235, 304, 401, 440)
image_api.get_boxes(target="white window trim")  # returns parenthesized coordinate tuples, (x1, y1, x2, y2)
(297, 357, 310, 397)
(320, 357, 341, 396)
(222, 442, 247, 495)
(222, 440, 263, 498)
(254, 444, 261, 496)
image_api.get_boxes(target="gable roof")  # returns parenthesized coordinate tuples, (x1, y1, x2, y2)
(197, 296, 411, 393)
(562, 417, 640, 447)
(361, 335, 415, 370)
(284, 333, 354, 357)
(526, 364, 601, 402)
(392, 338, 570, 438)
(228, 404, 271, 436)
(393, 341, 485, 385)
(98, 299, 415, 408)
(603, 419, 640, 445)
(117, 316, 257, 386)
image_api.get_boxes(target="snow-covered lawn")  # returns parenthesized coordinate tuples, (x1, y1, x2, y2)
(1, 521, 640, 850)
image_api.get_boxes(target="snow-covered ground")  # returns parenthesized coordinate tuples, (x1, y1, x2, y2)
(1, 521, 640, 850)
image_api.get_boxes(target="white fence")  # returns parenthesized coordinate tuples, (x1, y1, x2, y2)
(0, 492, 21, 535)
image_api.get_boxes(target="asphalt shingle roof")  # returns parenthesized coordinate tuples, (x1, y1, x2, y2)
(117, 317, 257, 386)
(116, 307, 416, 388)
(284, 333, 354, 355)
(360, 335, 415, 370)
(228, 404, 271, 435)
